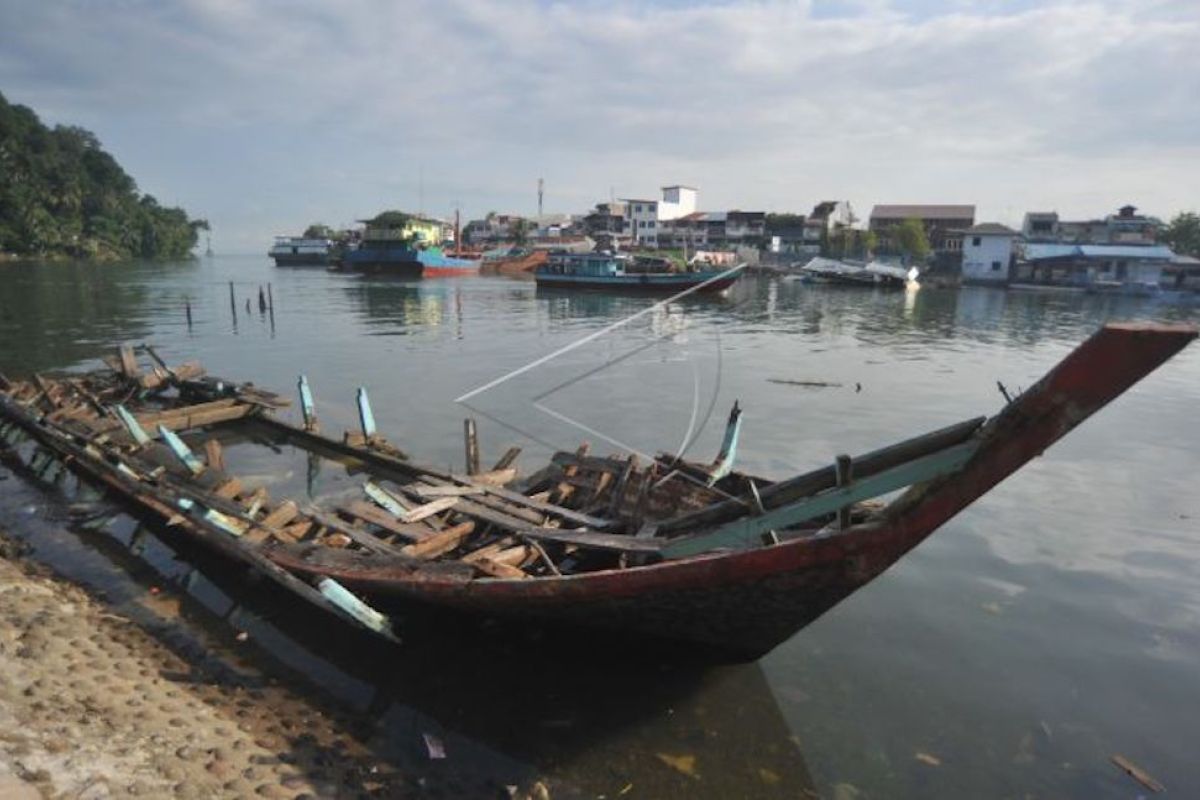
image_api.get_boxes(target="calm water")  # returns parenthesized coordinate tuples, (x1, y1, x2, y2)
(1, 256, 1198, 798)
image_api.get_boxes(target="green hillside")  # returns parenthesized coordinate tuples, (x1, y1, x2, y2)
(0, 90, 207, 260)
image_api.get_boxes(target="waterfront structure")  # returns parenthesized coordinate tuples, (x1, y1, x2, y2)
(621, 185, 699, 246)
(1012, 243, 1173, 294)
(961, 223, 1019, 285)
(268, 235, 335, 266)
(1165, 254, 1200, 292)
(1020, 205, 1161, 246)
(535, 251, 740, 292)
(659, 211, 766, 249)
(869, 204, 976, 255)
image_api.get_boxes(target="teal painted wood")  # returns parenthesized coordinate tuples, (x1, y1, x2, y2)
(357, 387, 376, 438)
(661, 441, 979, 559)
(115, 404, 151, 446)
(364, 481, 406, 517)
(708, 403, 743, 485)
(176, 497, 244, 537)
(157, 424, 205, 475)
(317, 577, 393, 636)
(298, 375, 316, 429)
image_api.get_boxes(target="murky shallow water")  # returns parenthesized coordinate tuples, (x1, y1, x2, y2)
(1, 256, 1197, 798)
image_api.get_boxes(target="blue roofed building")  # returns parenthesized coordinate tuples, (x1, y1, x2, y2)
(1013, 242, 1174, 294)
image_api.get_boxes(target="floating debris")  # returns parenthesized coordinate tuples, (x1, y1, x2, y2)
(1111, 754, 1164, 793)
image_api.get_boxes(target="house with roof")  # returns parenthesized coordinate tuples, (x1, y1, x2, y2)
(868, 204, 976, 260)
(1012, 243, 1172, 294)
(620, 185, 698, 246)
(961, 223, 1019, 285)
(1020, 205, 1161, 246)
(659, 211, 766, 249)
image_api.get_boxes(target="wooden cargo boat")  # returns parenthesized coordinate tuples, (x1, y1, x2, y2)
(0, 324, 1193, 660)
(536, 252, 741, 293)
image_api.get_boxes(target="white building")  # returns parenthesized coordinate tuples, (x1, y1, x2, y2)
(621, 185, 698, 246)
(961, 223, 1018, 285)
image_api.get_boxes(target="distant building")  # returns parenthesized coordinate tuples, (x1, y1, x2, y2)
(462, 213, 532, 246)
(961, 223, 1018, 285)
(1013, 243, 1172, 293)
(620, 185, 699, 246)
(798, 201, 855, 252)
(868, 204, 976, 256)
(659, 211, 766, 248)
(582, 202, 628, 238)
(1020, 205, 1161, 246)
(361, 213, 450, 245)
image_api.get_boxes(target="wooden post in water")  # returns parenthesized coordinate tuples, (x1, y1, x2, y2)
(258, 286, 267, 313)
(464, 418, 480, 475)
(835, 454, 853, 530)
(356, 387, 376, 442)
(228, 281, 237, 325)
(298, 375, 318, 432)
(185, 300, 193, 330)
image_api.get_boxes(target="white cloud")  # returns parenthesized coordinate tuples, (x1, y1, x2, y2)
(1, 0, 1196, 248)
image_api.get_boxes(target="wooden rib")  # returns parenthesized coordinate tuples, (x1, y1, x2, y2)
(402, 496, 459, 523)
(261, 500, 299, 529)
(204, 439, 226, 472)
(401, 521, 476, 559)
(303, 507, 412, 558)
(340, 500, 436, 542)
(491, 446, 521, 471)
(214, 478, 243, 499)
(471, 558, 527, 579)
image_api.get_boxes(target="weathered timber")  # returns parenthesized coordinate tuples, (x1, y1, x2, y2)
(835, 454, 853, 530)
(492, 446, 521, 471)
(661, 440, 979, 558)
(303, 507, 414, 557)
(463, 418, 480, 475)
(204, 439, 225, 471)
(658, 416, 986, 534)
(517, 527, 664, 554)
(340, 500, 437, 542)
(402, 521, 476, 559)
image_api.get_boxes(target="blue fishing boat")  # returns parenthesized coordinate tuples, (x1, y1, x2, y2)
(535, 252, 742, 293)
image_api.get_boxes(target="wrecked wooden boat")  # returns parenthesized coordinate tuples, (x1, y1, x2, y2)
(0, 324, 1194, 660)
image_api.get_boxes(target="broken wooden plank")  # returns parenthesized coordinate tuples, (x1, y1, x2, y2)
(517, 527, 663, 554)
(402, 521, 476, 559)
(471, 558, 528, 579)
(402, 496, 459, 524)
(340, 500, 436, 542)
(464, 417, 480, 475)
(118, 345, 141, 378)
(204, 439, 225, 472)
(1111, 754, 1164, 793)
(491, 446, 521, 471)
(214, 478, 243, 499)
(303, 507, 413, 558)
(261, 500, 299, 529)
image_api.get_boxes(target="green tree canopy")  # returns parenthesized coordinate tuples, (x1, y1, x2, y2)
(1161, 212, 1200, 257)
(368, 210, 412, 229)
(765, 213, 806, 233)
(303, 223, 334, 239)
(890, 218, 931, 262)
(509, 217, 532, 245)
(0, 90, 207, 260)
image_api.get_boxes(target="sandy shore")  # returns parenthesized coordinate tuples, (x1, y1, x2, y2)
(0, 531, 416, 799)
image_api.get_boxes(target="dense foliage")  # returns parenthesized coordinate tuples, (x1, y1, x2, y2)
(1161, 212, 1200, 258)
(0, 90, 207, 260)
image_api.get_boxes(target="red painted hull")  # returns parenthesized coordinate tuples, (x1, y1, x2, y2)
(268, 323, 1197, 659)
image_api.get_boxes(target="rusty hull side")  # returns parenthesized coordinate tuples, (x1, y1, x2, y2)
(324, 323, 1197, 658)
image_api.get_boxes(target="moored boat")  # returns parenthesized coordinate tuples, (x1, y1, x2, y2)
(0, 323, 1193, 660)
(536, 251, 742, 293)
(799, 256, 918, 287)
(269, 235, 335, 266)
(418, 247, 480, 277)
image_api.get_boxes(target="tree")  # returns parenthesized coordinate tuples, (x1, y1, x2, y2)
(0, 90, 205, 260)
(303, 223, 333, 239)
(891, 218, 930, 262)
(509, 217, 533, 245)
(368, 210, 412, 229)
(765, 213, 806, 234)
(1161, 212, 1200, 257)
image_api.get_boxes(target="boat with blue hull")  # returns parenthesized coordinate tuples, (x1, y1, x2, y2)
(535, 252, 742, 293)
(342, 245, 478, 279)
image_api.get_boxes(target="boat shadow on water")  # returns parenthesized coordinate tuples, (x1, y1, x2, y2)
(0, 450, 818, 799)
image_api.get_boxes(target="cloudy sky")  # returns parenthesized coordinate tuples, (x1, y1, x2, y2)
(2, 0, 1196, 252)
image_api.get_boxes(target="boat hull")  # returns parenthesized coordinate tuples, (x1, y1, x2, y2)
(270, 252, 331, 267)
(264, 322, 1198, 658)
(343, 245, 424, 278)
(534, 271, 739, 293)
